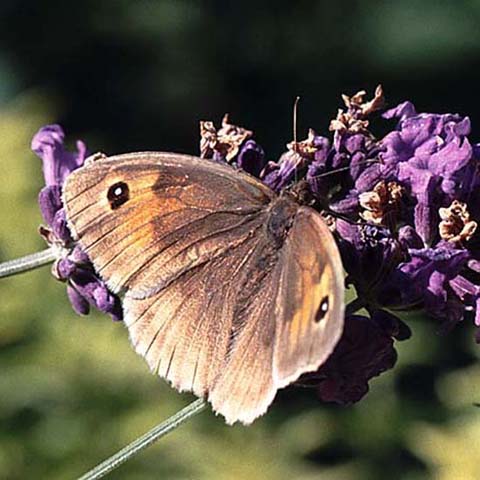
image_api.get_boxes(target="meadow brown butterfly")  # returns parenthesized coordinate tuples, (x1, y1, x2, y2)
(63, 152, 345, 424)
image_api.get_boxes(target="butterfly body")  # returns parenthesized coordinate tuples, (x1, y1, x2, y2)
(265, 195, 298, 247)
(63, 152, 345, 424)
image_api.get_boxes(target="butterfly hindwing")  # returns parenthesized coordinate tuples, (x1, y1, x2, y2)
(273, 206, 345, 387)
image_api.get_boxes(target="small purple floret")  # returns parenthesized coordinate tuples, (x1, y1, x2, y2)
(303, 315, 398, 405)
(32, 124, 87, 187)
(33, 125, 123, 321)
(237, 140, 266, 177)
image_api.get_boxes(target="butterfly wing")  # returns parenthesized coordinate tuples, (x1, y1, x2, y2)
(63, 152, 273, 298)
(64, 152, 280, 423)
(272, 206, 345, 387)
(124, 233, 282, 425)
(208, 206, 344, 424)
(63, 152, 345, 425)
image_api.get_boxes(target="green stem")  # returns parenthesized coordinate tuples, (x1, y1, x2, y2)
(0, 248, 56, 279)
(345, 297, 366, 316)
(77, 398, 208, 480)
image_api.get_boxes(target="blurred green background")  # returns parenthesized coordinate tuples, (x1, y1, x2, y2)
(1, 1, 480, 479)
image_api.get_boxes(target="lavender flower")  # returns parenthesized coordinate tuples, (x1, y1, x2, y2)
(33, 125, 122, 321)
(34, 85, 480, 410)
(301, 314, 398, 405)
(199, 114, 253, 163)
(199, 86, 480, 404)
(32, 124, 87, 187)
(382, 102, 473, 244)
(237, 139, 266, 178)
(287, 89, 480, 344)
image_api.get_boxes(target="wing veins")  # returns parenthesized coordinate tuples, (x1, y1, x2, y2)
(181, 237, 261, 388)
(85, 204, 217, 261)
(66, 163, 188, 204)
(121, 212, 262, 290)
(68, 182, 160, 221)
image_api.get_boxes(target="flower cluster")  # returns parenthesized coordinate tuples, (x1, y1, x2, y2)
(200, 86, 480, 403)
(33, 125, 122, 321)
(34, 86, 480, 407)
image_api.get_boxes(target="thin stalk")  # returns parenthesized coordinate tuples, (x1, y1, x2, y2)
(0, 248, 56, 279)
(77, 398, 208, 480)
(346, 297, 366, 316)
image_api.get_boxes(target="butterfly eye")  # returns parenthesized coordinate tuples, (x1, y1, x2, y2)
(107, 182, 130, 210)
(315, 296, 329, 323)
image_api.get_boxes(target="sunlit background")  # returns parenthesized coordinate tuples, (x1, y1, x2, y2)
(1, 1, 480, 479)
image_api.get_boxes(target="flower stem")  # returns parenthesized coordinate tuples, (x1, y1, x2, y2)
(346, 297, 366, 316)
(0, 248, 56, 279)
(77, 398, 208, 480)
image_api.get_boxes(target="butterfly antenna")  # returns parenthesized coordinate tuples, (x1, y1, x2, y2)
(309, 158, 381, 180)
(293, 95, 300, 183)
(293, 96, 300, 147)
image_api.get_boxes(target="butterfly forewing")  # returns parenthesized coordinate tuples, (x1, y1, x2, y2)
(63, 151, 345, 425)
(63, 153, 273, 297)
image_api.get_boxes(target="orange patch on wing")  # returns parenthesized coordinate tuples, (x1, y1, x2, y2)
(288, 264, 331, 340)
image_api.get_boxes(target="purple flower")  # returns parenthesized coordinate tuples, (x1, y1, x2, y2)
(311, 91, 480, 343)
(300, 314, 398, 405)
(388, 243, 480, 336)
(38, 185, 65, 234)
(237, 139, 266, 177)
(66, 268, 122, 320)
(198, 116, 268, 180)
(199, 114, 253, 164)
(33, 125, 122, 321)
(32, 124, 87, 187)
(261, 150, 306, 192)
(335, 220, 405, 306)
(381, 105, 473, 244)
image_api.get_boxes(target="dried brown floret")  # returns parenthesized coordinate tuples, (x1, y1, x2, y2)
(359, 180, 403, 226)
(200, 114, 252, 161)
(439, 200, 477, 243)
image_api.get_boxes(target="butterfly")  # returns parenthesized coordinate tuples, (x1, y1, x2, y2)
(62, 151, 345, 424)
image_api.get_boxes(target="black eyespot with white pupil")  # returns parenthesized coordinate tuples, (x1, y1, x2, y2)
(107, 182, 130, 210)
(315, 296, 329, 323)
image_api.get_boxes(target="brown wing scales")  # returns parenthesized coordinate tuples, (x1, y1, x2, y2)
(124, 231, 274, 407)
(273, 206, 345, 388)
(63, 153, 345, 425)
(63, 153, 272, 297)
